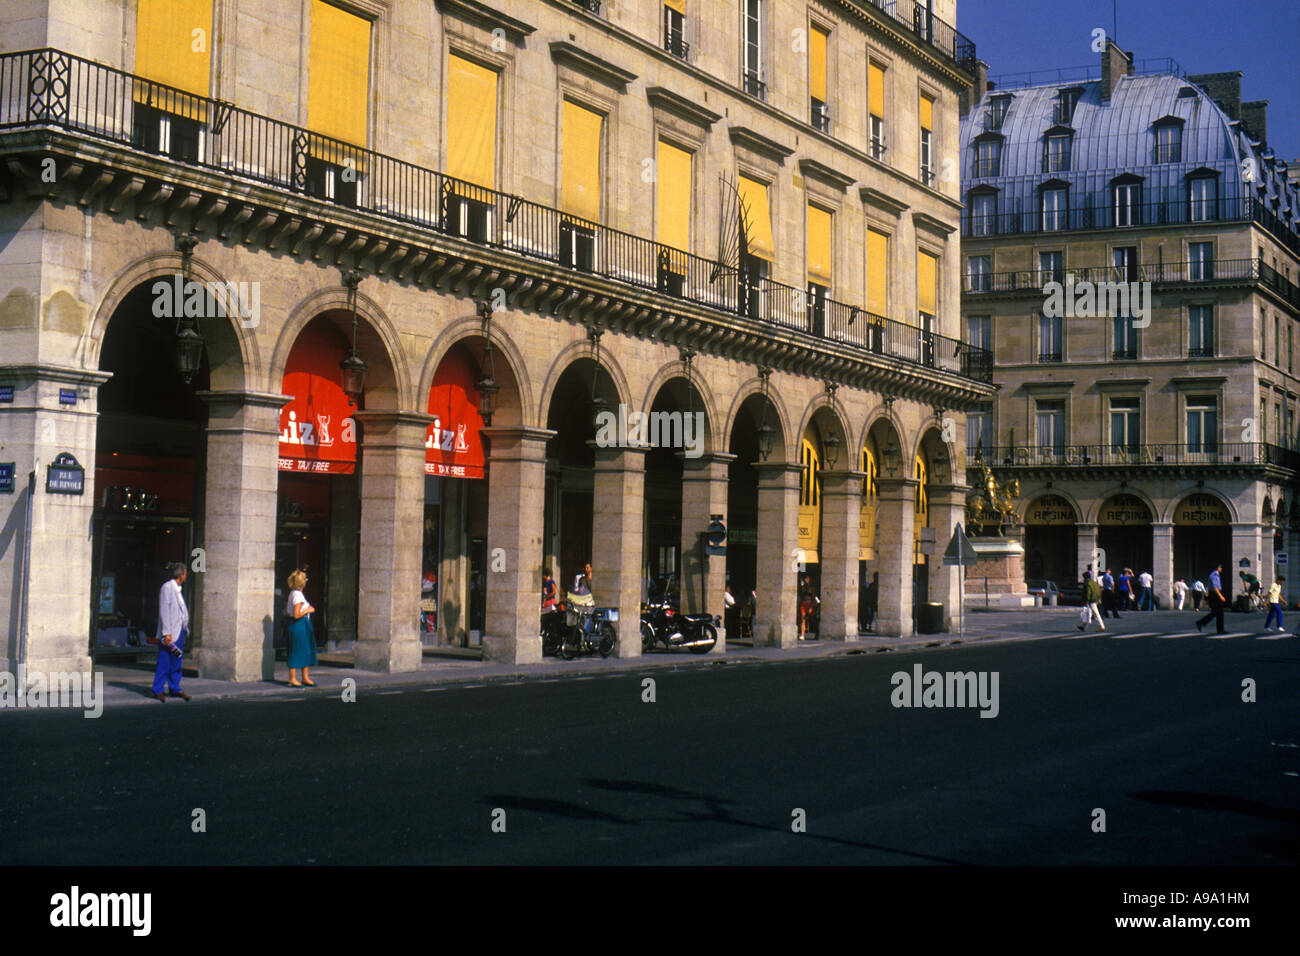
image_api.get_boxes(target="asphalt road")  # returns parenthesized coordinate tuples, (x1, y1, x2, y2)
(2, 629, 1296, 865)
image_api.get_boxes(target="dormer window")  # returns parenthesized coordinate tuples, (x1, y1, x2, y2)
(1154, 117, 1184, 163)
(1187, 169, 1220, 222)
(1054, 87, 1082, 125)
(975, 136, 1001, 177)
(985, 94, 1010, 130)
(1043, 130, 1072, 173)
(1111, 174, 1143, 227)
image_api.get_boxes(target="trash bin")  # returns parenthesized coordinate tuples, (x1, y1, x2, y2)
(1046, 593, 1058, 607)
(1032, 593, 1042, 607)
(917, 601, 945, 634)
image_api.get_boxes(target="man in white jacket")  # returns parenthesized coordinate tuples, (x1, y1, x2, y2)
(153, 563, 191, 702)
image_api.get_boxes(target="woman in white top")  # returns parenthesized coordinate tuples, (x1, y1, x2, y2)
(285, 569, 318, 687)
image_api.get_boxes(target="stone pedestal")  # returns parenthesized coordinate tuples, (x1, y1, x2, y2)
(965, 534, 1033, 608)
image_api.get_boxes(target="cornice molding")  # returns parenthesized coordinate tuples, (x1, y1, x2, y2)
(548, 41, 637, 92)
(728, 125, 795, 165)
(798, 158, 855, 192)
(645, 86, 722, 130)
(434, 0, 535, 43)
(859, 186, 909, 217)
(912, 210, 956, 237)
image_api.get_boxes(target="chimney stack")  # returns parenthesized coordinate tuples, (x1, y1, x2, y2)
(1100, 39, 1133, 102)
(1241, 100, 1268, 145)
(1187, 71, 1243, 120)
(959, 59, 989, 118)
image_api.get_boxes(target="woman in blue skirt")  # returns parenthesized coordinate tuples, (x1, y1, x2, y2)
(285, 569, 318, 686)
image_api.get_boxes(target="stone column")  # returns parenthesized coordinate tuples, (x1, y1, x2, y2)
(1287, 527, 1300, 604)
(197, 390, 287, 680)
(1076, 522, 1099, 580)
(353, 410, 431, 672)
(818, 470, 865, 640)
(754, 462, 801, 648)
(481, 426, 554, 664)
(926, 483, 969, 629)
(0, 367, 108, 677)
(679, 452, 735, 649)
(1230, 521, 1261, 602)
(875, 477, 918, 637)
(1262, 520, 1277, 583)
(1151, 521, 1174, 610)
(591, 444, 646, 657)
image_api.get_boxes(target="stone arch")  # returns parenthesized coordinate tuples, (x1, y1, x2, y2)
(795, 395, 852, 471)
(1158, 486, 1239, 524)
(913, 422, 957, 483)
(419, 314, 534, 430)
(1087, 486, 1158, 525)
(1018, 486, 1085, 525)
(87, 252, 256, 392)
(640, 360, 721, 455)
(723, 375, 794, 463)
(537, 338, 633, 421)
(859, 408, 907, 476)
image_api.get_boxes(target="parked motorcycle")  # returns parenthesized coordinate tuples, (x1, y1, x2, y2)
(560, 604, 618, 659)
(540, 601, 569, 657)
(640, 599, 718, 654)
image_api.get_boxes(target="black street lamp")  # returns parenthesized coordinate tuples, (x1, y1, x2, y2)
(340, 270, 367, 406)
(173, 233, 204, 384)
(882, 438, 902, 477)
(756, 366, 774, 462)
(475, 299, 500, 425)
(823, 431, 841, 471)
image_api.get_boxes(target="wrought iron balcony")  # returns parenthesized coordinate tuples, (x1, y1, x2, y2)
(1037, 351, 1063, 363)
(0, 47, 994, 386)
(811, 100, 831, 133)
(742, 71, 767, 100)
(663, 31, 689, 61)
(852, 0, 976, 67)
(971, 443, 1300, 472)
(571, 0, 602, 13)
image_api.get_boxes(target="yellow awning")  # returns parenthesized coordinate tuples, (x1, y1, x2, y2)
(918, 250, 937, 315)
(799, 436, 821, 563)
(665, 0, 686, 13)
(866, 228, 888, 316)
(859, 444, 877, 561)
(133, 0, 212, 121)
(868, 63, 885, 118)
(447, 54, 498, 192)
(806, 204, 833, 285)
(561, 100, 603, 225)
(809, 26, 828, 102)
(738, 174, 774, 262)
(920, 93, 933, 131)
(656, 139, 692, 272)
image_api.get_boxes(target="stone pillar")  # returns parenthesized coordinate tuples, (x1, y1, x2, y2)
(679, 452, 735, 649)
(1077, 522, 1099, 579)
(1230, 521, 1261, 602)
(818, 470, 865, 640)
(926, 483, 968, 630)
(875, 477, 918, 637)
(754, 462, 801, 648)
(481, 426, 553, 664)
(197, 390, 287, 680)
(0, 367, 108, 677)
(1262, 520, 1277, 583)
(1151, 521, 1174, 610)
(1287, 527, 1300, 604)
(353, 410, 430, 672)
(591, 444, 646, 657)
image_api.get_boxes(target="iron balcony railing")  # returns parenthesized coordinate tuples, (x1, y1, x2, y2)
(853, 0, 976, 66)
(972, 443, 1300, 471)
(742, 72, 767, 100)
(962, 196, 1300, 254)
(0, 48, 993, 385)
(963, 257, 1300, 305)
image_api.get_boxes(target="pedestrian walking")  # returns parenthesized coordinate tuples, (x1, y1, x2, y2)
(797, 575, 818, 639)
(285, 569, 317, 686)
(1264, 576, 1287, 631)
(1196, 564, 1227, 634)
(1077, 572, 1105, 632)
(1172, 578, 1188, 611)
(153, 562, 191, 702)
(863, 572, 879, 632)
(1137, 570, 1154, 610)
(1192, 578, 1206, 611)
(1118, 568, 1136, 610)
(1101, 568, 1120, 618)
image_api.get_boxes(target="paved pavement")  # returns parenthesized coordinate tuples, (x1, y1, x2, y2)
(78, 605, 1295, 710)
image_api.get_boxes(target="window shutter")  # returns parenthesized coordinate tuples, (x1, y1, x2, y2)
(447, 54, 499, 194)
(308, 0, 371, 160)
(561, 100, 603, 224)
(656, 139, 692, 271)
(809, 26, 828, 102)
(738, 175, 775, 262)
(665, 0, 687, 13)
(918, 250, 937, 314)
(919, 94, 933, 131)
(806, 204, 833, 284)
(868, 63, 885, 118)
(134, 0, 213, 119)
(866, 229, 888, 316)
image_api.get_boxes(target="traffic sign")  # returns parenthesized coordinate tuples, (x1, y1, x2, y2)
(943, 523, 979, 567)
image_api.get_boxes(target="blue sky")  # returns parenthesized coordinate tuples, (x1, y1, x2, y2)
(956, 0, 1300, 160)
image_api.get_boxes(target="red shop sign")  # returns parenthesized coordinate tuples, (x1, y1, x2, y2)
(278, 323, 357, 475)
(426, 350, 486, 479)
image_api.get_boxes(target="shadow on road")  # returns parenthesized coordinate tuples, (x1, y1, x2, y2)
(1130, 790, 1300, 823)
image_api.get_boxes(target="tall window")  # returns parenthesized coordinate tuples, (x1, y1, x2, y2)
(966, 315, 992, 354)
(1054, 88, 1080, 124)
(132, 0, 214, 163)
(970, 192, 996, 236)
(1261, 309, 1268, 359)
(914, 0, 932, 41)
(919, 94, 934, 184)
(1110, 399, 1140, 453)
(1039, 251, 1063, 285)
(559, 100, 603, 270)
(1043, 133, 1071, 173)
(918, 250, 937, 366)
(967, 254, 992, 292)
(1113, 246, 1137, 282)
(664, 1, 687, 59)
(1113, 315, 1138, 360)
(1290, 323, 1294, 373)
(1113, 180, 1141, 227)
(986, 95, 1010, 130)
(1041, 187, 1067, 231)
(1155, 122, 1182, 163)
(655, 139, 692, 295)
(967, 403, 993, 453)
(744, 0, 764, 97)
(1186, 397, 1218, 453)
(809, 24, 830, 131)
(1189, 176, 1218, 222)
(1189, 241, 1214, 281)
(807, 204, 833, 335)
(1189, 305, 1214, 356)
(1277, 401, 1284, 444)
(738, 174, 773, 317)
(868, 62, 886, 159)
(866, 228, 889, 320)
(1275, 314, 1282, 367)
(446, 54, 499, 239)
(975, 138, 1000, 177)
(1039, 314, 1062, 362)
(1036, 400, 1066, 453)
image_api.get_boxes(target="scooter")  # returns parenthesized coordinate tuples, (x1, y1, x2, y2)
(640, 599, 718, 653)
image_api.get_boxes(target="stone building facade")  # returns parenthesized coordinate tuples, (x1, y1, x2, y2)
(959, 43, 1300, 607)
(0, 0, 989, 679)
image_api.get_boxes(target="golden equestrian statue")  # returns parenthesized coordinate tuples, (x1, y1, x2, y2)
(966, 447, 1020, 534)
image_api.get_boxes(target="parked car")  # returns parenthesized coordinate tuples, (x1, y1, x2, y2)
(1056, 582, 1085, 607)
(1025, 579, 1060, 604)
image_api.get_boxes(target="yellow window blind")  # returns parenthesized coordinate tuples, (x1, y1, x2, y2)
(561, 100, 603, 225)
(918, 250, 937, 315)
(656, 139, 692, 271)
(859, 443, 877, 561)
(920, 93, 933, 131)
(447, 54, 499, 197)
(798, 437, 821, 563)
(665, 0, 686, 13)
(866, 228, 888, 316)
(868, 62, 885, 118)
(809, 26, 828, 102)
(738, 174, 775, 262)
(308, 0, 371, 164)
(133, 0, 212, 120)
(806, 204, 832, 285)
